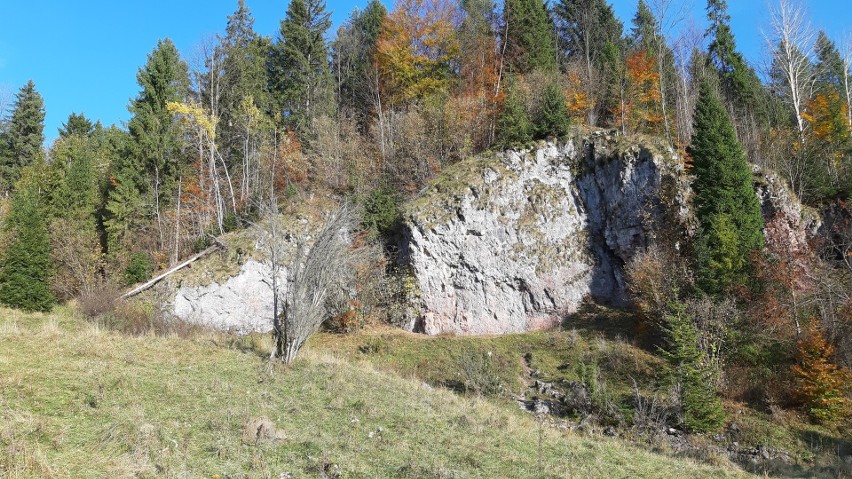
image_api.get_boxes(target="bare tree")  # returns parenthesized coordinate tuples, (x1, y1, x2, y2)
(671, 22, 703, 145)
(649, 0, 690, 146)
(841, 33, 852, 130)
(260, 202, 362, 363)
(0, 86, 11, 121)
(766, 0, 816, 143)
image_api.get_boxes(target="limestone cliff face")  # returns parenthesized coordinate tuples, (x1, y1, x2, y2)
(157, 132, 813, 336)
(400, 132, 690, 335)
(171, 260, 287, 333)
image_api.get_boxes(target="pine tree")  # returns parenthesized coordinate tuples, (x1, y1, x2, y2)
(496, 81, 532, 148)
(269, 0, 334, 134)
(536, 82, 571, 139)
(659, 301, 726, 433)
(1, 81, 45, 192)
(0, 162, 56, 312)
(503, 0, 558, 74)
(689, 81, 764, 294)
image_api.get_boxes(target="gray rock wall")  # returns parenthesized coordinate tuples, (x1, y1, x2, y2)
(171, 260, 287, 333)
(401, 133, 688, 335)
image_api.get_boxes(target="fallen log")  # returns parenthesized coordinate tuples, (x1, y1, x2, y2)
(120, 238, 226, 300)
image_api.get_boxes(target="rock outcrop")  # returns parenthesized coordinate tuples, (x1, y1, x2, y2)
(154, 132, 815, 337)
(400, 132, 689, 335)
(171, 260, 286, 333)
(401, 132, 815, 336)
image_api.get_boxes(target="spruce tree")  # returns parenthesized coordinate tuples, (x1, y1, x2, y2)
(630, 0, 657, 52)
(660, 301, 726, 433)
(496, 82, 532, 149)
(814, 32, 846, 93)
(269, 0, 334, 134)
(220, 1, 272, 137)
(503, 0, 558, 74)
(127, 38, 189, 201)
(58, 112, 96, 138)
(0, 162, 56, 312)
(332, 0, 387, 126)
(705, 0, 763, 120)
(1, 81, 45, 192)
(554, 0, 623, 67)
(536, 82, 571, 139)
(689, 81, 764, 294)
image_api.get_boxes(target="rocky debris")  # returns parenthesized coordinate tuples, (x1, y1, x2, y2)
(402, 133, 689, 335)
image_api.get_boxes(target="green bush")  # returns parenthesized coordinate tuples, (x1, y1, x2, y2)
(124, 252, 152, 286)
(459, 349, 503, 397)
(362, 188, 400, 236)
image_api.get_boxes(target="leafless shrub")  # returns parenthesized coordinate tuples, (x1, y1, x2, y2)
(77, 283, 121, 319)
(625, 244, 691, 341)
(100, 300, 205, 338)
(631, 379, 670, 441)
(50, 218, 104, 301)
(268, 204, 366, 363)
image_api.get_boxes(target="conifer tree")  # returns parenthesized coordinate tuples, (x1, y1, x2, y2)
(554, 0, 623, 68)
(689, 81, 764, 294)
(536, 82, 571, 139)
(269, 0, 334, 134)
(0, 162, 56, 312)
(333, 0, 387, 124)
(503, 0, 558, 74)
(126, 38, 189, 201)
(1, 81, 45, 192)
(630, 0, 657, 52)
(220, 0, 271, 140)
(58, 112, 96, 138)
(553, 0, 624, 123)
(660, 301, 726, 433)
(496, 81, 532, 148)
(705, 0, 764, 121)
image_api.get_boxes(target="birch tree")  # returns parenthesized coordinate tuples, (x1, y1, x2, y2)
(767, 0, 816, 142)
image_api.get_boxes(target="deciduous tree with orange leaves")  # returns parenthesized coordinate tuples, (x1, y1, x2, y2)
(374, 0, 460, 107)
(792, 323, 851, 424)
(625, 49, 664, 134)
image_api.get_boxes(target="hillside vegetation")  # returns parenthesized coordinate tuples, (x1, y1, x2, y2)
(0, 307, 755, 479)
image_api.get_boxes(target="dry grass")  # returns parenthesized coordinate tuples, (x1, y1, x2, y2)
(0, 307, 753, 478)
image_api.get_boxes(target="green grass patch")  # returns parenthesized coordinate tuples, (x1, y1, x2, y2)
(0, 307, 751, 478)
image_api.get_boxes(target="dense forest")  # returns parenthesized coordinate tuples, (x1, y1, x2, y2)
(0, 0, 850, 431)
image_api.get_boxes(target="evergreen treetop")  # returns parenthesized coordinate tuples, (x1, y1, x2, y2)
(2, 80, 45, 192)
(503, 0, 558, 74)
(269, 0, 334, 133)
(689, 80, 764, 293)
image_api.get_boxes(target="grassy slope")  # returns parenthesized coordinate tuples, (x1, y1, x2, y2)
(0, 308, 750, 479)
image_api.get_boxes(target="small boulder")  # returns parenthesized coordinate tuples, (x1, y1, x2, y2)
(242, 416, 286, 444)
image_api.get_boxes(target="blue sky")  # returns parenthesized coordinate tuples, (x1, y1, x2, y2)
(0, 0, 849, 144)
